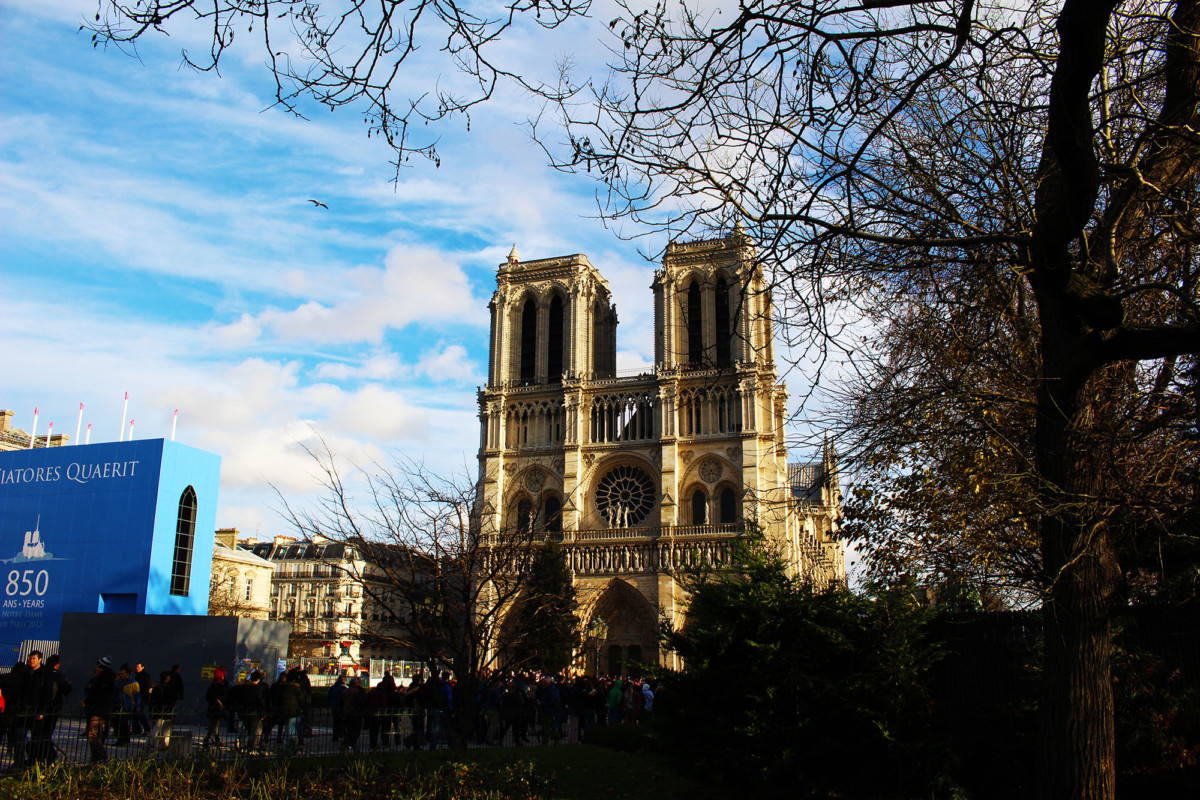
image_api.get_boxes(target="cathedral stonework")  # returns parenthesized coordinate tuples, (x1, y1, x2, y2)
(478, 235, 844, 673)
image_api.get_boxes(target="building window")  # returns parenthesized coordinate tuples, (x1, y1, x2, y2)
(596, 465, 656, 528)
(520, 297, 537, 384)
(686, 281, 703, 366)
(715, 277, 731, 367)
(517, 498, 533, 535)
(544, 496, 562, 533)
(548, 295, 564, 382)
(245, 578, 254, 602)
(692, 489, 707, 525)
(170, 486, 197, 596)
(720, 487, 737, 524)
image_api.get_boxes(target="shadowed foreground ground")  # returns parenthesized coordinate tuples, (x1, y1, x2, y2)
(0, 743, 720, 800)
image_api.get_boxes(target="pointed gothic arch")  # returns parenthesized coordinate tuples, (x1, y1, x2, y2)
(547, 293, 565, 383)
(685, 280, 703, 366)
(715, 275, 732, 367)
(583, 578, 659, 676)
(690, 487, 708, 525)
(544, 495, 563, 533)
(519, 296, 538, 385)
(718, 485, 738, 524)
(170, 486, 198, 596)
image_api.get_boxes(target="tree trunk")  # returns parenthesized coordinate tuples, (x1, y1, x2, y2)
(1035, 324, 1118, 800)
(1039, 513, 1117, 800)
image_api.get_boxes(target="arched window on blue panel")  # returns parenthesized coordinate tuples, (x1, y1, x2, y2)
(170, 486, 198, 596)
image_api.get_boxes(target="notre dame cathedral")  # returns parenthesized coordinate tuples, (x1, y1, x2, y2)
(477, 233, 843, 672)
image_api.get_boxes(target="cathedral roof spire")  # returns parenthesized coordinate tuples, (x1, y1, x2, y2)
(507, 244, 520, 265)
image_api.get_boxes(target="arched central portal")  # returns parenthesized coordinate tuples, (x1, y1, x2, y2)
(586, 579, 659, 677)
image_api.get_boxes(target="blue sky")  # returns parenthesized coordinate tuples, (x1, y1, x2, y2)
(2, 0, 834, 542)
(1, 0, 673, 534)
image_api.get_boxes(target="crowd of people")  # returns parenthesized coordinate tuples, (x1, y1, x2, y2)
(203, 666, 659, 754)
(79, 657, 186, 764)
(0, 652, 659, 769)
(0, 651, 71, 770)
(475, 671, 657, 747)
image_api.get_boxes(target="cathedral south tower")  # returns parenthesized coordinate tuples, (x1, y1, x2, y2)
(478, 235, 843, 673)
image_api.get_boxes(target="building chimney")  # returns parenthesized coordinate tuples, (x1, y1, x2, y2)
(215, 527, 239, 549)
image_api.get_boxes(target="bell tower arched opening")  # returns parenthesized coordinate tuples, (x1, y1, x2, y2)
(716, 276, 732, 367)
(686, 281, 703, 366)
(519, 297, 537, 385)
(548, 294, 565, 383)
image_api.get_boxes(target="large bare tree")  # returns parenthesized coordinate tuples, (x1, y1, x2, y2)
(275, 443, 543, 748)
(832, 248, 1197, 611)
(537, 2, 1199, 798)
(87, 0, 588, 168)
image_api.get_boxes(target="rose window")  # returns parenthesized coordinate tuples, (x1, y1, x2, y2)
(595, 465, 656, 528)
(699, 458, 722, 483)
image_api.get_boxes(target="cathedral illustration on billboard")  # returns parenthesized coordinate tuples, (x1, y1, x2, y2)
(477, 233, 844, 671)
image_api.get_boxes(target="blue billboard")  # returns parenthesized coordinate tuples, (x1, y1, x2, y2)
(0, 439, 221, 647)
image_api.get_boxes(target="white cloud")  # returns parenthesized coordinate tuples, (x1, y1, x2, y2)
(213, 314, 264, 347)
(313, 352, 408, 382)
(415, 345, 482, 385)
(327, 385, 428, 439)
(225, 244, 487, 345)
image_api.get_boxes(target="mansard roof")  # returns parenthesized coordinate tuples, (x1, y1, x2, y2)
(245, 540, 353, 561)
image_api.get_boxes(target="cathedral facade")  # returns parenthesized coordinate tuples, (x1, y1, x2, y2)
(477, 234, 843, 672)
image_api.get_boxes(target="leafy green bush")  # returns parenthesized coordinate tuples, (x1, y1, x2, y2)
(656, 532, 949, 799)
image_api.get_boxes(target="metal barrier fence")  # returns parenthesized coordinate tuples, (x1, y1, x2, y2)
(0, 705, 592, 768)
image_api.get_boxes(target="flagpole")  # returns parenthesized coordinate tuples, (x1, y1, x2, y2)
(171, 409, 178, 442)
(119, 392, 129, 442)
(44, 422, 53, 448)
(28, 407, 38, 448)
(128, 419, 135, 441)
(85, 423, 92, 445)
(74, 403, 84, 445)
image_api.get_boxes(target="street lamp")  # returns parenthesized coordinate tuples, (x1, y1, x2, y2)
(587, 617, 609, 676)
